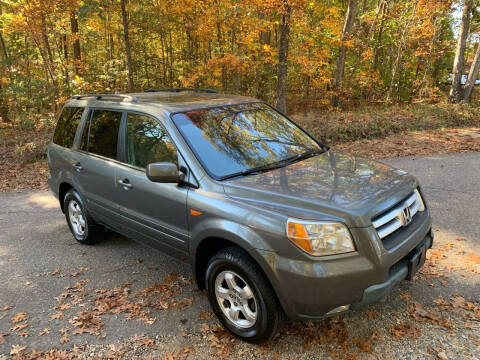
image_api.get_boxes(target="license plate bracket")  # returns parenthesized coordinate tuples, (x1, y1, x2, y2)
(407, 243, 427, 280)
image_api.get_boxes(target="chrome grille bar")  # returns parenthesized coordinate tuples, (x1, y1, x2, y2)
(372, 190, 424, 240)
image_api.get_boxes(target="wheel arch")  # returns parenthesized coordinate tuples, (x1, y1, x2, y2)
(192, 233, 292, 317)
(59, 182, 74, 213)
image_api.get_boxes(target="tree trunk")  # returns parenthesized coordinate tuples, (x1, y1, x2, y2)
(0, 31, 8, 59)
(41, 15, 54, 67)
(449, 0, 473, 103)
(0, 15, 10, 123)
(121, 0, 134, 92)
(276, 0, 291, 114)
(40, 14, 57, 92)
(372, 1, 387, 72)
(463, 42, 480, 103)
(70, 11, 82, 75)
(386, 1, 417, 102)
(62, 33, 70, 90)
(217, 21, 226, 91)
(331, 0, 357, 107)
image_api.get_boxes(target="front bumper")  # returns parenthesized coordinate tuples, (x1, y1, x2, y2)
(254, 209, 432, 320)
(351, 231, 432, 309)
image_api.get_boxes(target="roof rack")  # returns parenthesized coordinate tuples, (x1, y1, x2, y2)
(144, 88, 218, 94)
(72, 94, 138, 102)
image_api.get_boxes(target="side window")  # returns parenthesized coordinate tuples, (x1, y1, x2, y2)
(87, 110, 122, 159)
(125, 113, 178, 168)
(52, 107, 84, 148)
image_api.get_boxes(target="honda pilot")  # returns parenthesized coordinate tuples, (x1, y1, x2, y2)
(47, 90, 433, 343)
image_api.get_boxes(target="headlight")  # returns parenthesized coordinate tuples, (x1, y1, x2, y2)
(414, 189, 425, 211)
(286, 219, 355, 256)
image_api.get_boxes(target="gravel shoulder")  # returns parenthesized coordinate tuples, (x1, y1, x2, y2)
(0, 153, 479, 359)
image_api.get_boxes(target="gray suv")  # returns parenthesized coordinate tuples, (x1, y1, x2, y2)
(47, 90, 433, 343)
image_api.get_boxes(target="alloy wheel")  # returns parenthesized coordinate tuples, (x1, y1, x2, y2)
(68, 200, 86, 237)
(214, 270, 258, 329)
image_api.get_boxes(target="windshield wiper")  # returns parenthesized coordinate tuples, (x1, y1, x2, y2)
(281, 147, 326, 166)
(218, 147, 327, 181)
(218, 162, 286, 181)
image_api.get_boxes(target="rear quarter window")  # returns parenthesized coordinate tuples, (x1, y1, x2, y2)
(52, 107, 85, 148)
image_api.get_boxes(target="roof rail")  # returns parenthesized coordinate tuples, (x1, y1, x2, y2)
(72, 94, 138, 102)
(144, 88, 218, 94)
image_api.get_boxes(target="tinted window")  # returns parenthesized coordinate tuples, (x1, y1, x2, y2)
(171, 103, 320, 179)
(87, 110, 122, 159)
(125, 113, 177, 168)
(53, 107, 84, 148)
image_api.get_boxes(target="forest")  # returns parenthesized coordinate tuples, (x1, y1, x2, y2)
(1, 0, 480, 122)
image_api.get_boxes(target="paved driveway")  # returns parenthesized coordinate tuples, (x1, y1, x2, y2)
(0, 152, 479, 359)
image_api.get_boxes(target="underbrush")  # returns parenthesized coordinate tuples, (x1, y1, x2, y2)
(291, 102, 480, 144)
(0, 113, 55, 165)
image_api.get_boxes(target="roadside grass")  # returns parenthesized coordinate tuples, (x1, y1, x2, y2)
(291, 102, 480, 144)
(0, 114, 54, 191)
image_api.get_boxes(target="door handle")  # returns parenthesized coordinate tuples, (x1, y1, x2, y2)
(118, 179, 133, 189)
(73, 162, 83, 172)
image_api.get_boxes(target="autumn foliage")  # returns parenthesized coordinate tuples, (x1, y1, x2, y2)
(0, 0, 472, 119)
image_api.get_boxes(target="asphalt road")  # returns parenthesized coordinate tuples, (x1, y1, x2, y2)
(386, 152, 480, 245)
(0, 152, 479, 359)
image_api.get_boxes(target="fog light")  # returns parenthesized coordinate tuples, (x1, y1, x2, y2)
(325, 304, 351, 316)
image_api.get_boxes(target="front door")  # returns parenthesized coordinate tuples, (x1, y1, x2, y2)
(114, 112, 189, 258)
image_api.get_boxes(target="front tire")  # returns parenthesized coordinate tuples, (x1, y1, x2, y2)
(205, 247, 284, 343)
(64, 189, 103, 245)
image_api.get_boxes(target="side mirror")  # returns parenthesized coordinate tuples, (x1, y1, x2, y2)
(146, 162, 185, 183)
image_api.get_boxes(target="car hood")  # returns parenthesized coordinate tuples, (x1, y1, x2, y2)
(222, 151, 417, 227)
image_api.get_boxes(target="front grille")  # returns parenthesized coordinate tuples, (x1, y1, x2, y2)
(372, 189, 424, 240)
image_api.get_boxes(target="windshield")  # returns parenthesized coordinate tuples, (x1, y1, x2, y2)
(171, 103, 322, 179)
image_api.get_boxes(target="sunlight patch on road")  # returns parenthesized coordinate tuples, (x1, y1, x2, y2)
(27, 193, 58, 209)
(421, 228, 480, 280)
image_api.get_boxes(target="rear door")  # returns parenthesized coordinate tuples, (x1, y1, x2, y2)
(74, 108, 125, 228)
(114, 112, 189, 258)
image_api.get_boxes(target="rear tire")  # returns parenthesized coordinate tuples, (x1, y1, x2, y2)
(64, 189, 103, 245)
(205, 246, 284, 343)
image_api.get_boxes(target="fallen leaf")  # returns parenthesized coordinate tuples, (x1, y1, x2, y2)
(389, 322, 421, 339)
(105, 344, 126, 359)
(60, 334, 70, 343)
(55, 303, 71, 311)
(137, 337, 156, 348)
(10, 344, 26, 356)
(10, 324, 29, 332)
(408, 302, 453, 329)
(69, 310, 104, 335)
(0, 305, 11, 311)
(198, 310, 215, 320)
(39, 328, 50, 336)
(0, 333, 8, 344)
(10, 312, 27, 323)
(353, 336, 373, 353)
(49, 312, 64, 321)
